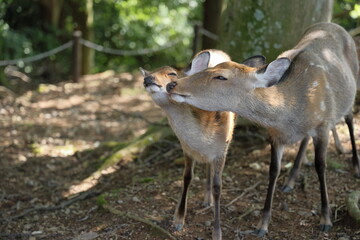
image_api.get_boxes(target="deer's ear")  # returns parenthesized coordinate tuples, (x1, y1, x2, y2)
(184, 51, 210, 76)
(253, 58, 290, 88)
(139, 67, 150, 77)
(242, 55, 266, 68)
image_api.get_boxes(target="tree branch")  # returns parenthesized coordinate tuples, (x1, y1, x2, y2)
(103, 204, 177, 240)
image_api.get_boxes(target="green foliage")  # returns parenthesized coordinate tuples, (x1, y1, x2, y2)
(0, 0, 71, 84)
(92, 0, 203, 72)
(333, 0, 360, 30)
(0, 1, 32, 61)
(0, 0, 203, 85)
(350, 3, 360, 19)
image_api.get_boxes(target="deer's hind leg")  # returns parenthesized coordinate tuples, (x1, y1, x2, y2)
(344, 114, 360, 178)
(313, 129, 332, 231)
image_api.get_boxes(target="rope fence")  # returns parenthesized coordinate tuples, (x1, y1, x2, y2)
(0, 41, 74, 67)
(0, 25, 218, 82)
(79, 38, 183, 56)
(199, 27, 219, 41)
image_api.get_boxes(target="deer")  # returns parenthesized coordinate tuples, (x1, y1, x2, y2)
(166, 22, 360, 236)
(140, 49, 236, 240)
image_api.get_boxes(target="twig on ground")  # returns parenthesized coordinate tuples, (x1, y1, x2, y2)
(334, 204, 346, 223)
(138, 150, 161, 163)
(77, 205, 99, 222)
(195, 205, 212, 214)
(168, 196, 178, 203)
(237, 206, 262, 221)
(225, 181, 261, 207)
(0, 189, 5, 202)
(103, 204, 176, 240)
(157, 139, 181, 148)
(1, 190, 101, 222)
(195, 181, 262, 214)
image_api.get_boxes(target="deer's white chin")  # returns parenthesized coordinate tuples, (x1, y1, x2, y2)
(170, 93, 187, 103)
(145, 85, 162, 93)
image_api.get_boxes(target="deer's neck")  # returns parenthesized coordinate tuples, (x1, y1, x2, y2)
(238, 85, 302, 143)
(162, 103, 233, 162)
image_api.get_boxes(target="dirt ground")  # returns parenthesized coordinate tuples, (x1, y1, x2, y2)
(1, 72, 360, 240)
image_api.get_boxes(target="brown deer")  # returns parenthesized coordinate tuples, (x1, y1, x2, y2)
(166, 22, 360, 236)
(140, 49, 235, 240)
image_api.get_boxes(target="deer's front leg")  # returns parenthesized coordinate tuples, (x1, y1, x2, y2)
(204, 163, 214, 206)
(331, 127, 346, 154)
(254, 142, 284, 237)
(282, 136, 310, 192)
(212, 156, 225, 240)
(174, 154, 194, 231)
(313, 131, 332, 231)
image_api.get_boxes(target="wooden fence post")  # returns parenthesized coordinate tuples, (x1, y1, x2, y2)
(192, 23, 201, 56)
(72, 31, 82, 82)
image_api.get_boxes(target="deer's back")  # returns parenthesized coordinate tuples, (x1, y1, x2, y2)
(275, 22, 358, 139)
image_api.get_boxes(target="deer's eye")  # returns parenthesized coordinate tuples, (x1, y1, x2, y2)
(167, 73, 177, 76)
(213, 76, 227, 81)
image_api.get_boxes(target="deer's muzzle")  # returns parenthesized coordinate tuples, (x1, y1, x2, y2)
(166, 81, 177, 92)
(143, 75, 155, 87)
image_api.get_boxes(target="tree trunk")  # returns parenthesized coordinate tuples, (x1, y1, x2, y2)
(39, 0, 64, 27)
(218, 0, 334, 62)
(82, 0, 94, 75)
(202, 0, 223, 49)
(70, 0, 94, 75)
(39, 0, 94, 75)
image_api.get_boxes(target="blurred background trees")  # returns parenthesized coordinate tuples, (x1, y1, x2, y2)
(0, 0, 202, 86)
(218, 0, 334, 62)
(0, 0, 359, 89)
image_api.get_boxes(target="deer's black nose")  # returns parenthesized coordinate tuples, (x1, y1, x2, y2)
(143, 75, 155, 87)
(166, 81, 177, 92)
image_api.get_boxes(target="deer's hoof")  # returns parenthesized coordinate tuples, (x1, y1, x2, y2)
(320, 224, 332, 232)
(212, 229, 222, 240)
(252, 229, 267, 237)
(353, 167, 360, 178)
(281, 185, 293, 193)
(174, 223, 183, 231)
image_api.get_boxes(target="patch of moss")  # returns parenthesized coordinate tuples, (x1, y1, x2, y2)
(138, 177, 155, 183)
(96, 194, 109, 207)
(29, 143, 44, 155)
(327, 159, 344, 170)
